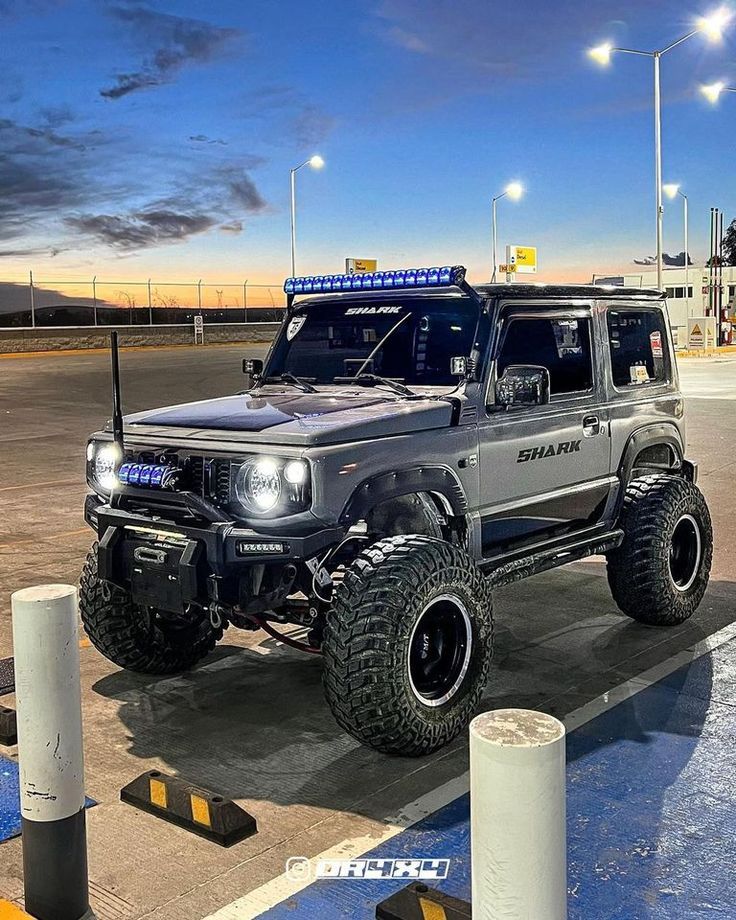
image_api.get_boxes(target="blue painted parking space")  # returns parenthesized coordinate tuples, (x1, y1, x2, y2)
(256, 640, 736, 919)
(0, 754, 96, 843)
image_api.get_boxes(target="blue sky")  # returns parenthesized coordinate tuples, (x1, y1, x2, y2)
(1, 0, 734, 284)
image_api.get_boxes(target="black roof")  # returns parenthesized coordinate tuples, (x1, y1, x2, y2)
(474, 283, 664, 300)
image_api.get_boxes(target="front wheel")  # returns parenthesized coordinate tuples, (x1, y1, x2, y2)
(607, 474, 713, 626)
(79, 544, 222, 674)
(322, 535, 494, 756)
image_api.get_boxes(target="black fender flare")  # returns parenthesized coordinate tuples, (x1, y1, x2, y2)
(618, 423, 685, 487)
(339, 466, 468, 527)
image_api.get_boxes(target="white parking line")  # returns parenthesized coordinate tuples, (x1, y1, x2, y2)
(202, 619, 736, 920)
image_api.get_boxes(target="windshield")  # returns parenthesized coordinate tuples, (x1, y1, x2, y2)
(267, 296, 481, 387)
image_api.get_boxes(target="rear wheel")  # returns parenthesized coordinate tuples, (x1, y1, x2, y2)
(322, 535, 494, 756)
(79, 544, 222, 674)
(607, 474, 712, 626)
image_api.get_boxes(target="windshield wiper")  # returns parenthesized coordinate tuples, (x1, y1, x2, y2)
(333, 373, 416, 397)
(264, 373, 317, 393)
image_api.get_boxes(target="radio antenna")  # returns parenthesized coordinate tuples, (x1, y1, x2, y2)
(110, 331, 124, 454)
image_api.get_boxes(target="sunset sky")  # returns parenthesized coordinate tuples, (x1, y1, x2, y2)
(1, 0, 735, 287)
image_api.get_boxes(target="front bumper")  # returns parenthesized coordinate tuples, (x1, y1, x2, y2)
(85, 493, 342, 569)
(84, 492, 343, 611)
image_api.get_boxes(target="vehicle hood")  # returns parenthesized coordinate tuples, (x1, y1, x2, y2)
(124, 390, 455, 446)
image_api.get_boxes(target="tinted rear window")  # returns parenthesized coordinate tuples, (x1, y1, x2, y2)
(607, 308, 669, 387)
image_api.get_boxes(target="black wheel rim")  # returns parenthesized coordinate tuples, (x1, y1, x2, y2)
(669, 514, 702, 592)
(408, 594, 472, 707)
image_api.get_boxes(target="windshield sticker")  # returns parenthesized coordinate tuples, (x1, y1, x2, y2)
(650, 330, 663, 357)
(345, 306, 402, 316)
(287, 316, 306, 340)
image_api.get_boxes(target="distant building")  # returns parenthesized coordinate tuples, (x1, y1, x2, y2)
(593, 266, 736, 338)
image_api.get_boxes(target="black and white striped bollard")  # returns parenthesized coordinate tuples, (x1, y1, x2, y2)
(11, 585, 90, 920)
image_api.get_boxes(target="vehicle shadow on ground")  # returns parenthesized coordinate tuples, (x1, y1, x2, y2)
(91, 564, 734, 821)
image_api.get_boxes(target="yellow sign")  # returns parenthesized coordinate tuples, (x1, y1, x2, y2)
(499, 263, 516, 274)
(687, 316, 716, 349)
(346, 258, 378, 274)
(507, 245, 538, 274)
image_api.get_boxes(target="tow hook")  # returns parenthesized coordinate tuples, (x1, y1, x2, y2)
(209, 604, 226, 629)
(207, 573, 227, 629)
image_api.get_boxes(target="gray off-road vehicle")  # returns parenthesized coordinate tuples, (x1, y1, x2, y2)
(81, 266, 713, 755)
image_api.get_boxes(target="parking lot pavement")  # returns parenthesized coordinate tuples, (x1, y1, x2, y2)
(0, 346, 734, 919)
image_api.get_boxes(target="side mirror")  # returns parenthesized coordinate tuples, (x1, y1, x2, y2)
(495, 364, 550, 408)
(242, 358, 264, 378)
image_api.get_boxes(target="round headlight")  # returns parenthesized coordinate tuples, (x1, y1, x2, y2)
(237, 457, 281, 513)
(284, 459, 308, 485)
(94, 443, 120, 491)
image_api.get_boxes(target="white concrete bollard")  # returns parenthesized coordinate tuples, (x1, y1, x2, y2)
(470, 708, 567, 920)
(11, 584, 90, 920)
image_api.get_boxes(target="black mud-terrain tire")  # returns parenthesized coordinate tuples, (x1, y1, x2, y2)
(322, 535, 494, 756)
(79, 543, 222, 674)
(607, 474, 712, 626)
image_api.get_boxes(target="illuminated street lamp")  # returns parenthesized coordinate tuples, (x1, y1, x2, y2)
(491, 181, 524, 282)
(701, 80, 736, 102)
(290, 155, 325, 276)
(663, 183, 691, 311)
(588, 8, 731, 290)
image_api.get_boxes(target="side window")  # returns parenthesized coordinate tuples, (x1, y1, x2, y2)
(607, 308, 668, 388)
(497, 316, 593, 396)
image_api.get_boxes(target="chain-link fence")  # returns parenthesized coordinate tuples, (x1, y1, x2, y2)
(0, 275, 286, 328)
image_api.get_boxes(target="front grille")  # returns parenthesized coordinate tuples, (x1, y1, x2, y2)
(123, 449, 233, 507)
(214, 459, 232, 504)
(188, 456, 205, 494)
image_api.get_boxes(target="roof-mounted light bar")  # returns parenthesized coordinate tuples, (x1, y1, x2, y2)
(284, 265, 467, 295)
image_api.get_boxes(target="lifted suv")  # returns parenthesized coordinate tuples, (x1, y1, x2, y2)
(81, 266, 713, 755)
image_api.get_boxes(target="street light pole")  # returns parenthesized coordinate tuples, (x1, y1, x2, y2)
(589, 11, 730, 291)
(491, 182, 524, 282)
(654, 51, 663, 291)
(664, 183, 690, 312)
(491, 194, 503, 283)
(683, 192, 689, 308)
(289, 155, 325, 278)
(289, 167, 297, 278)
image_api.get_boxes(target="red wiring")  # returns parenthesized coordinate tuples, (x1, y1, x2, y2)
(251, 616, 322, 655)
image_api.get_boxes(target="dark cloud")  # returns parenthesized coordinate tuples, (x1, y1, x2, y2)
(0, 247, 64, 258)
(101, 5, 239, 99)
(189, 134, 227, 146)
(221, 170, 267, 213)
(0, 115, 94, 154)
(65, 210, 216, 249)
(219, 220, 243, 234)
(663, 252, 694, 267)
(0, 117, 95, 242)
(292, 105, 336, 148)
(240, 85, 335, 150)
(0, 111, 267, 254)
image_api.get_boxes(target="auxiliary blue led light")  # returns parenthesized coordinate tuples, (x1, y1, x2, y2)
(119, 462, 175, 489)
(284, 265, 466, 295)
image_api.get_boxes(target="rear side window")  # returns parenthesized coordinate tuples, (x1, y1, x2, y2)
(607, 309, 668, 388)
(497, 316, 593, 396)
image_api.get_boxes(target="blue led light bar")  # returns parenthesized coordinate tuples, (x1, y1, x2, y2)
(284, 265, 466, 295)
(118, 462, 177, 489)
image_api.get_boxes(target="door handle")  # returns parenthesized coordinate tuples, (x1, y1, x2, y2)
(582, 415, 601, 437)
